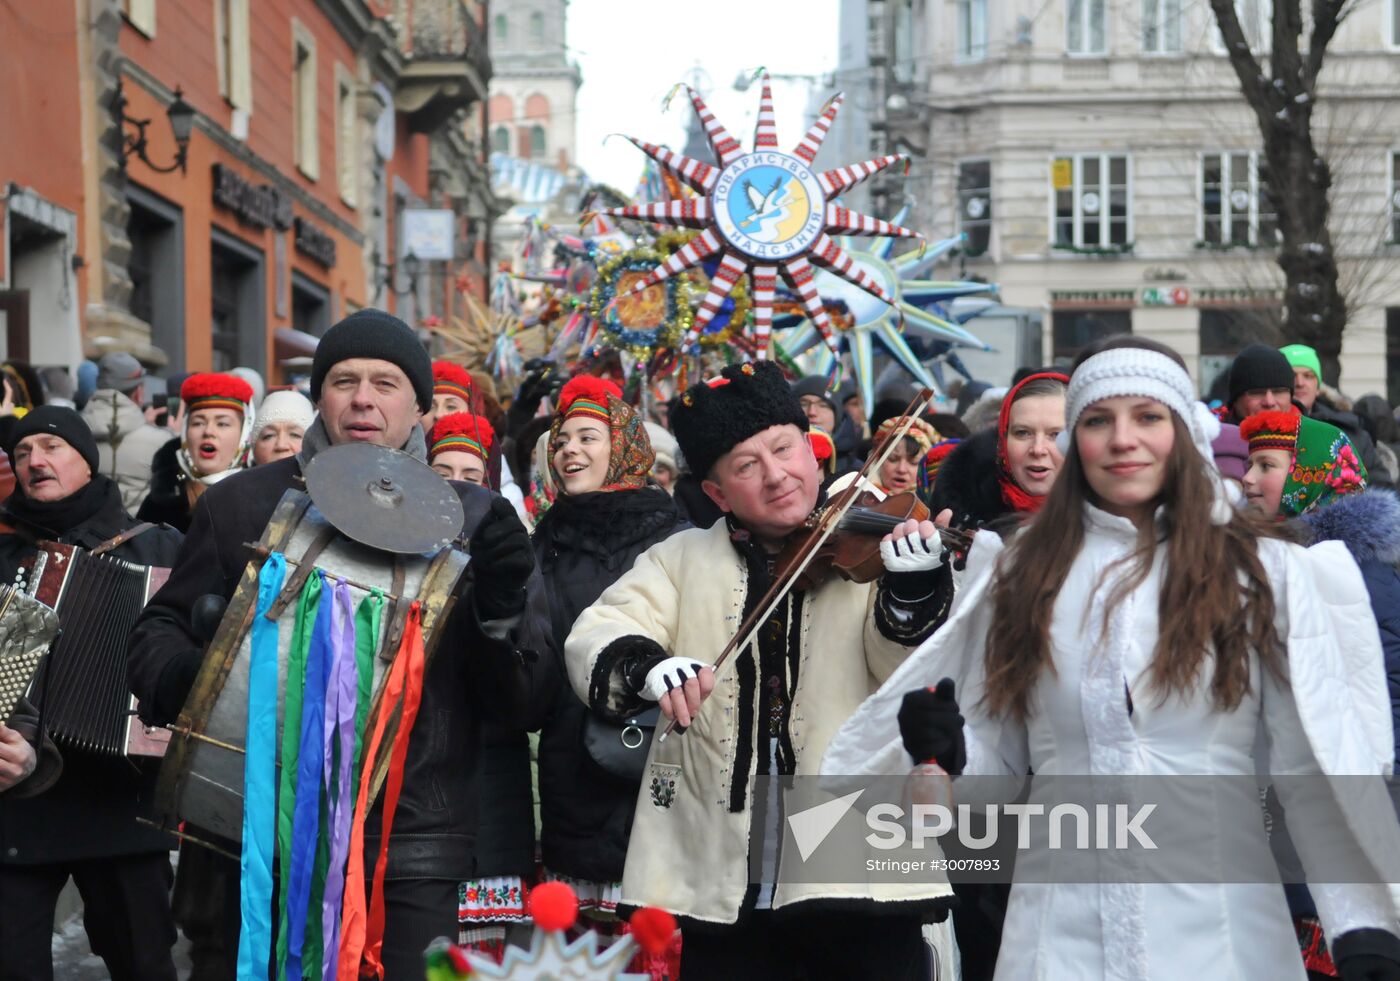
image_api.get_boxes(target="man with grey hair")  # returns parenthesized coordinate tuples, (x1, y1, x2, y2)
(81, 351, 173, 511)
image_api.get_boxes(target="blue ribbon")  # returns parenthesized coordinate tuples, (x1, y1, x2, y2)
(286, 571, 333, 981)
(236, 553, 286, 981)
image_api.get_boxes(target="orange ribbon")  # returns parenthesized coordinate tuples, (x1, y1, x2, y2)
(337, 602, 426, 981)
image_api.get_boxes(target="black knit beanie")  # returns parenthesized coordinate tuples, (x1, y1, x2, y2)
(790, 375, 837, 413)
(1228, 343, 1294, 407)
(5, 405, 100, 474)
(310, 309, 434, 412)
(672, 361, 809, 479)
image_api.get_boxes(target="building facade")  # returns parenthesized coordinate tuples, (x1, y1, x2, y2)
(485, 0, 581, 268)
(853, 0, 1400, 397)
(0, 0, 494, 387)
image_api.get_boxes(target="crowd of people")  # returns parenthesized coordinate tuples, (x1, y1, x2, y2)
(1, 310, 1400, 980)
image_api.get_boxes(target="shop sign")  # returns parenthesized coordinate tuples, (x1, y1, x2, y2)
(1141, 287, 1190, 306)
(294, 216, 337, 268)
(212, 164, 293, 231)
(1048, 289, 1135, 309)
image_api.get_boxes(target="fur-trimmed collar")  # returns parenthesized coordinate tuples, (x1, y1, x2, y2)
(927, 428, 1007, 529)
(1299, 488, 1400, 565)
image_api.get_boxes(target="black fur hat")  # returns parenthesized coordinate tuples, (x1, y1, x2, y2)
(672, 361, 808, 479)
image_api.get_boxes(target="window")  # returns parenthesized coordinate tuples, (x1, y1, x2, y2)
(1390, 151, 1400, 242)
(1142, 0, 1182, 53)
(292, 24, 318, 179)
(336, 66, 357, 206)
(893, 0, 915, 82)
(529, 12, 544, 44)
(1052, 310, 1130, 361)
(1200, 151, 1277, 247)
(494, 12, 507, 41)
(1051, 154, 1130, 249)
(1066, 0, 1106, 55)
(955, 0, 988, 61)
(215, 0, 251, 110)
(124, 0, 156, 36)
(492, 126, 510, 155)
(1212, 0, 1271, 52)
(957, 160, 992, 256)
(1199, 309, 1266, 395)
(529, 125, 547, 159)
(1389, 0, 1400, 48)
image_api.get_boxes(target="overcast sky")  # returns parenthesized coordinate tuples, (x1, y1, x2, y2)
(567, 0, 842, 192)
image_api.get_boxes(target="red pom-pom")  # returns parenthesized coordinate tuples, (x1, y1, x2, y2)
(181, 372, 254, 406)
(1239, 409, 1300, 444)
(558, 374, 622, 415)
(433, 360, 475, 395)
(627, 907, 677, 955)
(807, 428, 834, 462)
(429, 412, 495, 456)
(528, 881, 579, 932)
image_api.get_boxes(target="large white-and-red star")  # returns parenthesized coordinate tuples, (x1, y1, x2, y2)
(598, 74, 920, 359)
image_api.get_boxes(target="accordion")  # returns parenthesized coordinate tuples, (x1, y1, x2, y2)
(24, 541, 170, 757)
(0, 574, 60, 726)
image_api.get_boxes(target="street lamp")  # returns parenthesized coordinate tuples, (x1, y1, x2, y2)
(113, 77, 195, 175)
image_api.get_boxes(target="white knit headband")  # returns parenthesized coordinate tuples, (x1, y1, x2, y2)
(1056, 347, 1235, 523)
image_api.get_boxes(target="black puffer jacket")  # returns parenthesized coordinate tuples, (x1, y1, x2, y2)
(532, 487, 686, 882)
(0, 475, 184, 864)
(126, 437, 556, 881)
(136, 436, 194, 533)
(929, 428, 1008, 530)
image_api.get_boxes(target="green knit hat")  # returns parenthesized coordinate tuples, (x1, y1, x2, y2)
(1279, 344, 1322, 382)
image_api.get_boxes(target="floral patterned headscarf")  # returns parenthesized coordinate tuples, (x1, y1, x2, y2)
(1240, 410, 1367, 516)
(547, 375, 654, 493)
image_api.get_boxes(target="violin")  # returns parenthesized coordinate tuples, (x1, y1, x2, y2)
(775, 488, 975, 591)
(658, 386, 957, 743)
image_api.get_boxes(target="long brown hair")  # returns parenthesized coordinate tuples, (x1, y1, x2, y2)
(983, 337, 1286, 723)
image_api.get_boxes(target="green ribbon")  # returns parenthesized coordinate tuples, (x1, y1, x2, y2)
(304, 589, 382, 980)
(275, 573, 323, 981)
(352, 591, 384, 799)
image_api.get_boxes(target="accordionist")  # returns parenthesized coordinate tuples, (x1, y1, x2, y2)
(0, 405, 184, 981)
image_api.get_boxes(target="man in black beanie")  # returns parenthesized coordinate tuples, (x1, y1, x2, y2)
(565, 360, 955, 979)
(0, 405, 185, 980)
(127, 309, 551, 980)
(1223, 342, 1295, 423)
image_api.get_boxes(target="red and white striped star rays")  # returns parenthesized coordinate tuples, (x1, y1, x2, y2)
(596, 73, 920, 359)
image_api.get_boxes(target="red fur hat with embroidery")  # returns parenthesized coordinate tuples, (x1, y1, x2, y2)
(1239, 410, 1301, 455)
(428, 412, 495, 461)
(556, 375, 622, 423)
(433, 361, 475, 403)
(181, 372, 254, 416)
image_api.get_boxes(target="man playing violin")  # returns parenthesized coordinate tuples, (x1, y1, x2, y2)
(565, 361, 954, 979)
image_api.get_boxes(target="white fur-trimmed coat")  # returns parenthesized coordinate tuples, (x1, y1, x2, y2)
(824, 504, 1400, 980)
(564, 521, 954, 924)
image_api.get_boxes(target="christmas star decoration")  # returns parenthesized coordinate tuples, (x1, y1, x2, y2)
(779, 211, 998, 411)
(595, 73, 919, 359)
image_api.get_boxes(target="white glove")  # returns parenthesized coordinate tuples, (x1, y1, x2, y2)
(879, 530, 945, 573)
(639, 657, 711, 702)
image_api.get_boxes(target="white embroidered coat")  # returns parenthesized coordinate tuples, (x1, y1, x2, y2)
(825, 504, 1400, 980)
(564, 521, 953, 923)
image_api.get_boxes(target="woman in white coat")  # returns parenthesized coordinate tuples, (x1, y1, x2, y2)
(825, 336, 1400, 981)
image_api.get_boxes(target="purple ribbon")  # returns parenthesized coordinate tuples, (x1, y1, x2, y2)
(319, 579, 358, 979)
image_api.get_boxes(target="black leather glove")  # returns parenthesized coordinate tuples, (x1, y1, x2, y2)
(152, 649, 204, 725)
(470, 497, 534, 621)
(897, 678, 966, 774)
(517, 361, 559, 408)
(1335, 930, 1400, 981)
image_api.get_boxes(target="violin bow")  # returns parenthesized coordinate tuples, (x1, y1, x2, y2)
(659, 386, 940, 742)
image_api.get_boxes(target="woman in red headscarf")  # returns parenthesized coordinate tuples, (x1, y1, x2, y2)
(930, 371, 1069, 532)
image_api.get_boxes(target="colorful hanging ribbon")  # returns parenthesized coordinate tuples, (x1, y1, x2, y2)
(276, 572, 324, 981)
(236, 553, 286, 981)
(319, 580, 359, 979)
(287, 572, 335, 981)
(337, 603, 427, 981)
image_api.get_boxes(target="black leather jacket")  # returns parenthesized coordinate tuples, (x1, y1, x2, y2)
(127, 450, 555, 880)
